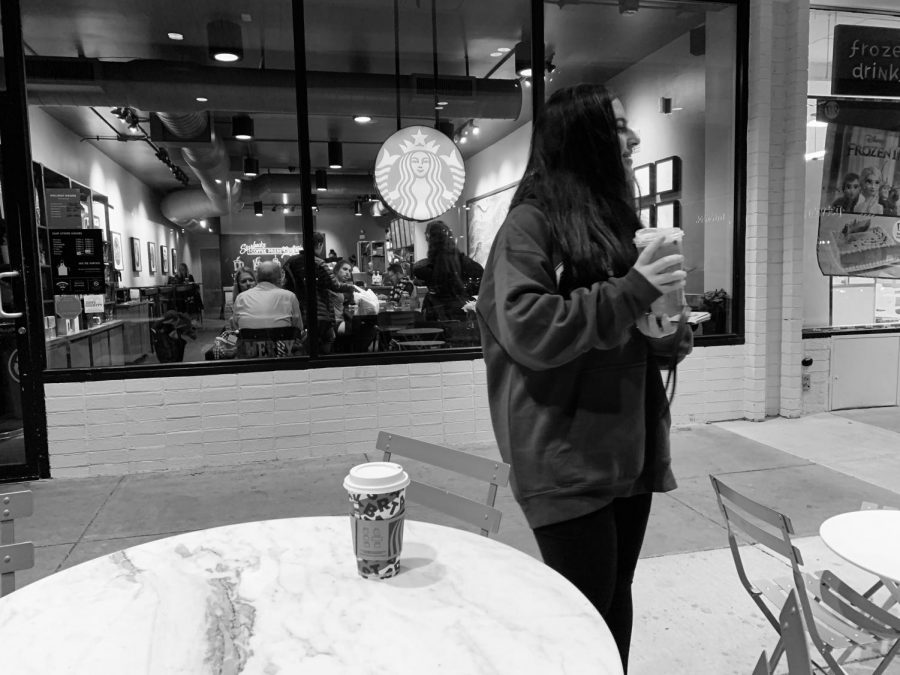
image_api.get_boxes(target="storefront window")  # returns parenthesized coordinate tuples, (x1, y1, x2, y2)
(545, 0, 740, 336)
(805, 8, 900, 331)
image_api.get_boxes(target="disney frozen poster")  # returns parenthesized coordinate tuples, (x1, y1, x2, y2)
(817, 99, 900, 278)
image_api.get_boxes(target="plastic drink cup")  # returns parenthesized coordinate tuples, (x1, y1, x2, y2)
(634, 228, 686, 319)
(343, 462, 410, 579)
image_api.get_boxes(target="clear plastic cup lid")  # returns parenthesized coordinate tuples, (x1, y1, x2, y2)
(634, 227, 684, 245)
(343, 462, 410, 493)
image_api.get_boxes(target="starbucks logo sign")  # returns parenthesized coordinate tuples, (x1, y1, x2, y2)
(374, 126, 465, 221)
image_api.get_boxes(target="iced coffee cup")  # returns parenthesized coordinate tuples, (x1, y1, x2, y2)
(343, 462, 410, 579)
(634, 228, 686, 320)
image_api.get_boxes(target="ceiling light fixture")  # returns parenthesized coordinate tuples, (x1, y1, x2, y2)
(328, 140, 343, 169)
(618, 0, 639, 15)
(207, 19, 243, 62)
(490, 51, 502, 57)
(353, 115, 373, 124)
(497, 47, 511, 53)
(168, 32, 184, 41)
(196, 96, 208, 103)
(315, 170, 328, 192)
(514, 42, 532, 78)
(310, 194, 318, 212)
(354, 200, 362, 217)
(254, 201, 263, 217)
(232, 114, 254, 140)
(243, 156, 259, 176)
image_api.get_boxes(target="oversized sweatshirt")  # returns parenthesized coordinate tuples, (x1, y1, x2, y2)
(476, 203, 692, 529)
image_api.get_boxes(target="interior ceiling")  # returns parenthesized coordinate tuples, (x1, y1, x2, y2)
(19, 0, 719, 206)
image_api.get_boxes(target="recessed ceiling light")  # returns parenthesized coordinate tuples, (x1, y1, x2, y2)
(490, 51, 502, 57)
(434, 105, 444, 111)
(353, 115, 372, 124)
(195, 96, 208, 103)
(168, 32, 184, 41)
(214, 178, 222, 184)
(497, 47, 511, 53)
(437, 100, 448, 106)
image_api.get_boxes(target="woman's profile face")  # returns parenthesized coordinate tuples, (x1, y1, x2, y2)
(612, 98, 640, 179)
(237, 273, 255, 292)
(410, 152, 431, 177)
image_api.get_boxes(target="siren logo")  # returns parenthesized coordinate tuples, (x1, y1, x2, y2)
(374, 126, 465, 221)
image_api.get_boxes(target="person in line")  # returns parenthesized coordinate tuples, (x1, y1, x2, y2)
(283, 232, 359, 355)
(856, 166, 884, 215)
(476, 83, 692, 673)
(232, 261, 301, 332)
(830, 172, 860, 214)
(412, 220, 483, 320)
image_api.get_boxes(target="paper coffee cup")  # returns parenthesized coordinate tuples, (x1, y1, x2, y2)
(634, 228, 686, 319)
(344, 462, 410, 579)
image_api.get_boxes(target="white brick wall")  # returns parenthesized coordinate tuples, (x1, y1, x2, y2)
(42, 0, 826, 478)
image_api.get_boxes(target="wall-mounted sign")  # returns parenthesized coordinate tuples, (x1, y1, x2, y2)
(832, 25, 900, 97)
(374, 125, 465, 222)
(218, 234, 303, 289)
(815, 98, 900, 130)
(50, 229, 105, 294)
(44, 189, 82, 229)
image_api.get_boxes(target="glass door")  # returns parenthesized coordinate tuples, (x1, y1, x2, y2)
(0, 0, 48, 481)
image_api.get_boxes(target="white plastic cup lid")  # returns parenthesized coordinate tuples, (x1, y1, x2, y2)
(634, 227, 684, 246)
(343, 462, 410, 494)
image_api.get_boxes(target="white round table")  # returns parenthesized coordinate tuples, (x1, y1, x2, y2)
(0, 517, 623, 675)
(819, 510, 900, 606)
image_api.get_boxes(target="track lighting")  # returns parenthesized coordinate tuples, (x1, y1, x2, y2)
(315, 170, 328, 192)
(328, 141, 343, 169)
(207, 20, 243, 62)
(254, 201, 263, 217)
(232, 115, 254, 140)
(242, 156, 259, 177)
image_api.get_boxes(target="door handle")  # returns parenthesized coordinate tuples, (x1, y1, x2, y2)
(0, 271, 24, 319)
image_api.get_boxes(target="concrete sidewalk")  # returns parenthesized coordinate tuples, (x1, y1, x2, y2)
(4, 406, 900, 674)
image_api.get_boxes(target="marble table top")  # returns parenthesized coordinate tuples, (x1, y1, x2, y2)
(0, 517, 622, 674)
(820, 509, 900, 584)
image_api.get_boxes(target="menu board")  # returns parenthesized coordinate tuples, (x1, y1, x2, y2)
(50, 230, 106, 294)
(44, 189, 82, 229)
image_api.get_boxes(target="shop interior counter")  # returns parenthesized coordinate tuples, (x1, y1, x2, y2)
(46, 320, 126, 368)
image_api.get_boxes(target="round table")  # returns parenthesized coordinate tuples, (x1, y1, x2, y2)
(820, 510, 900, 607)
(0, 517, 623, 674)
(395, 328, 444, 340)
(396, 339, 445, 350)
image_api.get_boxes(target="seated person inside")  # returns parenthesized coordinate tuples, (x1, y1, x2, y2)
(412, 220, 483, 321)
(232, 261, 303, 355)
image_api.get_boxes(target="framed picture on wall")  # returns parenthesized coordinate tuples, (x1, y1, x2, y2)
(656, 200, 681, 229)
(111, 231, 124, 270)
(633, 163, 655, 201)
(130, 237, 142, 272)
(638, 205, 656, 229)
(655, 156, 681, 194)
(171, 249, 177, 274)
(147, 241, 157, 274)
(160, 245, 169, 274)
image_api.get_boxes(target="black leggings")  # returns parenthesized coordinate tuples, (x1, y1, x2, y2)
(532, 493, 652, 673)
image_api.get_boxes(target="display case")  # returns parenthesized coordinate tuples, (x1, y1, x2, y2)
(357, 240, 387, 275)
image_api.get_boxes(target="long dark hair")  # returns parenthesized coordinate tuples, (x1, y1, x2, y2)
(425, 220, 465, 297)
(512, 84, 640, 288)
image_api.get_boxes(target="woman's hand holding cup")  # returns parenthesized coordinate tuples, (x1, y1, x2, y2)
(633, 236, 687, 294)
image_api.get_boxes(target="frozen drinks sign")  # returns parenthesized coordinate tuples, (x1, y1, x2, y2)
(832, 25, 900, 97)
(374, 126, 464, 221)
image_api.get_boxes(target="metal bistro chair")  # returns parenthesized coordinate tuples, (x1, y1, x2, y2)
(0, 490, 35, 597)
(751, 590, 813, 675)
(710, 475, 900, 675)
(377, 431, 510, 537)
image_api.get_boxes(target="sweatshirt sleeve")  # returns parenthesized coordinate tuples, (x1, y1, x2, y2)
(478, 204, 661, 371)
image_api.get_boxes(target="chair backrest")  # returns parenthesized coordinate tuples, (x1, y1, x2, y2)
(376, 431, 510, 536)
(0, 490, 35, 597)
(237, 326, 298, 358)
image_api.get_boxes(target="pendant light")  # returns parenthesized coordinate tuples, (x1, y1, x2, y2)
(207, 20, 244, 63)
(253, 201, 263, 217)
(232, 114, 254, 140)
(328, 141, 343, 169)
(315, 170, 328, 192)
(242, 156, 259, 177)
(514, 42, 532, 78)
(354, 200, 363, 217)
